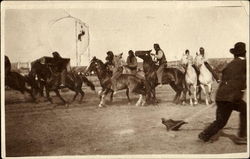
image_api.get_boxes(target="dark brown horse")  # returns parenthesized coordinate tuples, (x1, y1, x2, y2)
(85, 57, 147, 107)
(5, 55, 36, 101)
(135, 50, 186, 104)
(29, 60, 95, 105)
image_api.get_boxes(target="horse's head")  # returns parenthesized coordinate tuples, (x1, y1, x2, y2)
(112, 52, 126, 71)
(85, 56, 105, 74)
(135, 50, 152, 61)
(194, 54, 204, 68)
(180, 54, 193, 66)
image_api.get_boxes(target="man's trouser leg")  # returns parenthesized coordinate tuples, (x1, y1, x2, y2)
(204, 62, 219, 82)
(234, 100, 247, 138)
(199, 101, 233, 141)
(156, 64, 164, 84)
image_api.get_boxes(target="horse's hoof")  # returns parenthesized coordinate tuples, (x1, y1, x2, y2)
(98, 103, 106, 108)
(65, 103, 69, 108)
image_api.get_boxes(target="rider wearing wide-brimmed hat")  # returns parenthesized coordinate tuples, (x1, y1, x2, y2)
(199, 42, 247, 145)
(199, 47, 220, 83)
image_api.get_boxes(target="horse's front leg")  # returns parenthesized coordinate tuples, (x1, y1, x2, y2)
(99, 89, 109, 107)
(126, 88, 131, 104)
(200, 84, 209, 105)
(193, 85, 198, 105)
(45, 87, 53, 104)
(188, 85, 193, 106)
(54, 89, 67, 106)
(71, 91, 79, 103)
(169, 82, 178, 103)
(79, 89, 85, 103)
(110, 90, 114, 103)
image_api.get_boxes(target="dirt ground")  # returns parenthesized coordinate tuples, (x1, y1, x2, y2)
(4, 84, 247, 157)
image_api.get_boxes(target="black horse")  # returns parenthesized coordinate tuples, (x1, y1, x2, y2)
(5, 55, 36, 101)
(29, 60, 95, 105)
(135, 50, 186, 104)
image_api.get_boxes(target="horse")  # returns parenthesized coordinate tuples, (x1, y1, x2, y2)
(194, 54, 213, 105)
(5, 71, 37, 102)
(29, 60, 95, 105)
(5, 55, 36, 102)
(85, 56, 146, 107)
(180, 54, 198, 106)
(135, 50, 186, 104)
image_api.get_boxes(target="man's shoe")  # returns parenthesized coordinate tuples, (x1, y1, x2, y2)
(113, 91, 118, 95)
(234, 137, 247, 145)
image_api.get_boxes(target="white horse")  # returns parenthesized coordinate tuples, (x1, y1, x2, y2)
(194, 54, 213, 105)
(180, 54, 198, 106)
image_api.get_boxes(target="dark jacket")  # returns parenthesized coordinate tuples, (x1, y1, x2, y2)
(216, 57, 246, 102)
(126, 55, 137, 70)
(156, 49, 167, 65)
(105, 55, 114, 66)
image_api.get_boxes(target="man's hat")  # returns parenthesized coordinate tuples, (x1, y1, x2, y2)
(230, 42, 246, 56)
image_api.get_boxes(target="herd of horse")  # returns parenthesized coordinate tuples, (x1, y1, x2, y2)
(4, 50, 215, 107)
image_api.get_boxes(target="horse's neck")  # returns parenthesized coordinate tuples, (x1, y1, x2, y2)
(186, 64, 196, 75)
(199, 63, 212, 78)
(95, 66, 109, 81)
(143, 60, 156, 74)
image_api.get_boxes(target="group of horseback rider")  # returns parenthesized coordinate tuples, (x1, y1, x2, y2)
(105, 43, 220, 94)
(181, 47, 220, 84)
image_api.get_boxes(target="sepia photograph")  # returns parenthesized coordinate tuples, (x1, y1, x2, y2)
(1, 1, 249, 158)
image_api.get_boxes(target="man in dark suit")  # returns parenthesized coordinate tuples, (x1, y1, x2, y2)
(198, 42, 247, 144)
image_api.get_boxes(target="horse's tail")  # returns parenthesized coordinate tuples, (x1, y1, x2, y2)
(80, 75, 95, 91)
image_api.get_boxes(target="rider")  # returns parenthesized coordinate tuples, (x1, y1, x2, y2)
(198, 47, 220, 83)
(153, 43, 167, 87)
(52, 51, 67, 87)
(126, 50, 138, 74)
(105, 51, 115, 75)
(105, 51, 114, 66)
(111, 53, 126, 94)
(182, 49, 200, 78)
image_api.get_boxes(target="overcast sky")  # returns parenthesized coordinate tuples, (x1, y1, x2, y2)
(2, 1, 249, 66)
